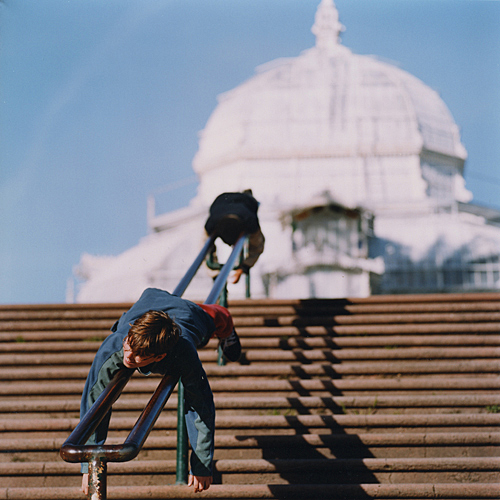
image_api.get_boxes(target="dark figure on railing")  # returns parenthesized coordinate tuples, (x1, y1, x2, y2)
(205, 190, 265, 284)
(79, 288, 241, 495)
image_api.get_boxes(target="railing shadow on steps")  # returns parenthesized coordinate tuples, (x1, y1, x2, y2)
(245, 298, 381, 496)
(232, 384, 378, 497)
(257, 293, 500, 496)
(60, 233, 247, 499)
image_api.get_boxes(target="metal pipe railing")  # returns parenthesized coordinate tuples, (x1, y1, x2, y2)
(173, 233, 216, 297)
(60, 232, 247, 499)
(60, 368, 135, 464)
(60, 371, 179, 463)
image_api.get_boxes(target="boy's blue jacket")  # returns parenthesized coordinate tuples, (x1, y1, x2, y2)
(80, 288, 216, 476)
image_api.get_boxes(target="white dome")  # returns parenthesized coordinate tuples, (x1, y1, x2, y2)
(193, 0, 466, 176)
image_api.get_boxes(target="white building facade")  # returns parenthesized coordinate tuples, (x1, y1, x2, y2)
(73, 0, 500, 303)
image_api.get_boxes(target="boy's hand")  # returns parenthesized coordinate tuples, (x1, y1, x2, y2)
(81, 473, 89, 495)
(232, 268, 244, 283)
(188, 474, 212, 492)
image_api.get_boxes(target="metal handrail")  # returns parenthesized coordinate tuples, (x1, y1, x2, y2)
(60, 232, 247, 499)
(206, 233, 251, 299)
(173, 233, 216, 297)
(61, 371, 179, 498)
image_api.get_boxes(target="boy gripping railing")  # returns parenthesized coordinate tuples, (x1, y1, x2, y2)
(60, 234, 247, 499)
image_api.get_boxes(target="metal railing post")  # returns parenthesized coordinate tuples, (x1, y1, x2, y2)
(88, 457, 107, 500)
(244, 237, 251, 299)
(217, 284, 228, 366)
(175, 382, 189, 484)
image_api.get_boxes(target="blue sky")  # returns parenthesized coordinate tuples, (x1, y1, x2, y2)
(1, 0, 499, 304)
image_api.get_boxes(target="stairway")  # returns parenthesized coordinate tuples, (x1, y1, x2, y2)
(0, 293, 499, 499)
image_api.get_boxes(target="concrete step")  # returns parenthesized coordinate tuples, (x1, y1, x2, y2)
(2, 346, 498, 368)
(2, 413, 500, 434)
(2, 292, 500, 316)
(0, 483, 498, 499)
(231, 313, 500, 327)
(1, 394, 499, 414)
(0, 360, 498, 384)
(0, 308, 126, 322)
(3, 457, 500, 476)
(3, 324, 499, 342)
(3, 333, 500, 350)
(4, 312, 500, 331)
(2, 431, 500, 454)
(1, 376, 498, 396)
(228, 299, 500, 315)
(1, 458, 499, 489)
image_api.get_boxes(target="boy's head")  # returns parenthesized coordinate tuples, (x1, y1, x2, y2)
(122, 310, 180, 369)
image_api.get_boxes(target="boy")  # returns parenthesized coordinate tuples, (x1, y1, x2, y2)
(205, 190, 265, 283)
(80, 288, 240, 495)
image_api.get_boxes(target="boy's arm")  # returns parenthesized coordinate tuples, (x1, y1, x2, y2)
(79, 349, 125, 474)
(239, 229, 265, 272)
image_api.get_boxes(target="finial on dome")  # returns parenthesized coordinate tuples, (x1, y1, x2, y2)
(311, 0, 345, 51)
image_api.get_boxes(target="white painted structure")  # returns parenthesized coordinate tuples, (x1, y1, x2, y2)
(72, 0, 500, 303)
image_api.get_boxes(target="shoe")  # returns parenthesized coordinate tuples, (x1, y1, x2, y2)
(219, 329, 241, 362)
